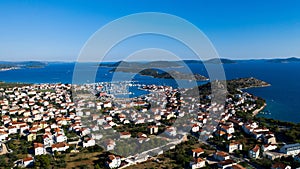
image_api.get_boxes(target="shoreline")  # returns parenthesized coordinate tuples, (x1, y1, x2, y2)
(239, 84, 271, 90)
(252, 103, 266, 116)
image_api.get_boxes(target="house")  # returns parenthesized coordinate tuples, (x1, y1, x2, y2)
(0, 131, 8, 141)
(213, 151, 230, 161)
(220, 125, 235, 134)
(191, 148, 204, 158)
(249, 145, 260, 158)
(191, 124, 200, 133)
(227, 141, 243, 153)
(82, 138, 96, 148)
(8, 126, 17, 134)
(119, 132, 131, 139)
(263, 151, 286, 160)
(27, 132, 37, 142)
(189, 157, 206, 169)
(217, 159, 236, 169)
(22, 157, 34, 167)
(148, 125, 159, 135)
(165, 126, 176, 137)
(34, 143, 46, 155)
(54, 134, 67, 143)
(52, 142, 69, 152)
(103, 101, 112, 108)
(137, 132, 149, 143)
(279, 143, 300, 156)
(215, 130, 226, 137)
(105, 139, 116, 151)
(264, 135, 277, 144)
(226, 134, 233, 140)
(261, 144, 277, 152)
(43, 134, 54, 147)
(271, 162, 291, 169)
(106, 155, 121, 169)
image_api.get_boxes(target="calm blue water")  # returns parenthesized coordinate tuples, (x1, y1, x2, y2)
(0, 61, 299, 123)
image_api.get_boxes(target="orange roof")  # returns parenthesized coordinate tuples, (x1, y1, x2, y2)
(192, 148, 204, 153)
(195, 157, 205, 163)
(120, 132, 131, 136)
(34, 143, 44, 148)
(23, 157, 33, 162)
(52, 142, 68, 148)
(216, 151, 229, 157)
(252, 144, 260, 152)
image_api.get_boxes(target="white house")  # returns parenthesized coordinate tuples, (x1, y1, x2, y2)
(105, 139, 116, 151)
(82, 138, 96, 148)
(106, 155, 121, 169)
(280, 143, 300, 156)
(119, 132, 131, 139)
(249, 145, 260, 158)
(213, 151, 230, 161)
(261, 144, 277, 152)
(192, 148, 204, 158)
(55, 134, 67, 143)
(52, 142, 69, 152)
(0, 131, 8, 141)
(165, 126, 176, 137)
(148, 125, 159, 135)
(22, 157, 34, 167)
(217, 159, 236, 169)
(34, 143, 46, 155)
(190, 158, 206, 169)
(43, 134, 54, 147)
(227, 141, 243, 153)
(8, 126, 17, 134)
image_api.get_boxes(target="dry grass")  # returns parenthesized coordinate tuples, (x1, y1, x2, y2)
(65, 151, 103, 169)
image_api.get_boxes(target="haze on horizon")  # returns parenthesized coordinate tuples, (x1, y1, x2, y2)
(0, 0, 300, 62)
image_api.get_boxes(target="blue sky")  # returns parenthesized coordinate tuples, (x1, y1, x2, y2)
(0, 0, 300, 61)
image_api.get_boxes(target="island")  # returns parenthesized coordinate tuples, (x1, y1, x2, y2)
(140, 68, 208, 81)
(0, 64, 19, 71)
(99, 60, 182, 68)
(203, 58, 236, 64)
(267, 57, 300, 63)
(0, 61, 47, 71)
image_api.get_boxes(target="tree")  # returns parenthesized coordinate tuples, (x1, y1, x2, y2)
(35, 154, 51, 168)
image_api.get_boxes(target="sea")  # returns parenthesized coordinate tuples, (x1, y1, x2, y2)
(0, 60, 299, 123)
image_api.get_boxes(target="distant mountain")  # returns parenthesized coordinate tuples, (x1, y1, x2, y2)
(99, 61, 181, 68)
(203, 58, 236, 64)
(267, 57, 300, 63)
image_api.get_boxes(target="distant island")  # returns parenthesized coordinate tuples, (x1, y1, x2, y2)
(0, 64, 19, 71)
(110, 67, 208, 81)
(99, 60, 182, 68)
(203, 58, 236, 64)
(139, 68, 208, 81)
(267, 57, 300, 63)
(0, 61, 47, 71)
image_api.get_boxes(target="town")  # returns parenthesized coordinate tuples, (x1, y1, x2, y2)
(0, 80, 299, 169)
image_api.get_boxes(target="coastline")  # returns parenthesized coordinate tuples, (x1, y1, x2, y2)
(252, 103, 266, 116)
(239, 84, 271, 90)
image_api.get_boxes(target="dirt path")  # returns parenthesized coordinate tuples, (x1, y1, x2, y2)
(0, 143, 8, 155)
